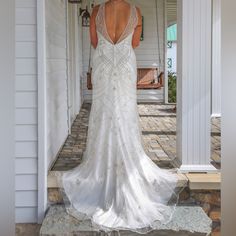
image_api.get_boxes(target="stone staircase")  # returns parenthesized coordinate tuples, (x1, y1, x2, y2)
(39, 171, 221, 235)
(40, 205, 212, 236)
(39, 102, 221, 235)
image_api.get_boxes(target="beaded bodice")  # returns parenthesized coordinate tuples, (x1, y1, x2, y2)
(95, 2, 138, 45)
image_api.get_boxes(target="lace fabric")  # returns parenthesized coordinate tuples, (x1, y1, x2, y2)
(57, 1, 187, 235)
(96, 2, 138, 45)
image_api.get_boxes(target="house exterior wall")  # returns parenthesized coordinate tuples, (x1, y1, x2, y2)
(212, 0, 221, 117)
(0, 0, 15, 234)
(45, 0, 69, 169)
(15, 0, 83, 223)
(15, 0, 38, 223)
(82, 0, 166, 102)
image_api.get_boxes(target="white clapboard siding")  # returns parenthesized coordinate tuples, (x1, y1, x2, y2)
(16, 58, 37, 75)
(16, 0, 36, 8)
(77, 11, 84, 105)
(15, 159, 38, 175)
(15, 174, 38, 191)
(15, 0, 38, 223)
(16, 42, 37, 58)
(211, 0, 221, 117)
(15, 92, 37, 108)
(15, 207, 38, 223)
(16, 25, 37, 42)
(15, 125, 37, 142)
(15, 75, 37, 91)
(82, 0, 165, 102)
(45, 0, 68, 169)
(16, 7, 36, 24)
(15, 141, 37, 158)
(16, 191, 37, 207)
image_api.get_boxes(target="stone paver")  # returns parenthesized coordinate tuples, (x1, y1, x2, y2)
(15, 223, 41, 236)
(51, 103, 221, 171)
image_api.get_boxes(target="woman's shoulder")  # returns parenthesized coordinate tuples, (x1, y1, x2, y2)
(90, 3, 102, 18)
(134, 5, 141, 15)
(93, 3, 101, 9)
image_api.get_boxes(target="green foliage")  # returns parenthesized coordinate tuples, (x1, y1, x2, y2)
(168, 71, 177, 103)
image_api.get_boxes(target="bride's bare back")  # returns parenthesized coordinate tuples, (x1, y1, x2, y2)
(90, 0, 142, 48)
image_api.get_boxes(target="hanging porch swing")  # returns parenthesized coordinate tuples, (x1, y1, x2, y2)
(87, 67, 163, 90)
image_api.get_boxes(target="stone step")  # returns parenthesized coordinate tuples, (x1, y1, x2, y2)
(186, 173, 221, 190)
(47, 171, 188, 204)
(39, 205, 212, 236)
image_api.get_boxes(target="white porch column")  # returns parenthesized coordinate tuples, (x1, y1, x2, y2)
(176, 0, 216, 172)
(212, 0, 221, 117)
(0, 0, 15, 234)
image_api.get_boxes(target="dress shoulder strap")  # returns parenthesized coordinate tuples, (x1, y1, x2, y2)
(95, 2, 139, 45)
(95, 3, 111, 43)
(116, 3, 138, 44)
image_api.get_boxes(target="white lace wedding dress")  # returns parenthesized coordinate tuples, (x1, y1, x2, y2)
(58, 2, 181, 234)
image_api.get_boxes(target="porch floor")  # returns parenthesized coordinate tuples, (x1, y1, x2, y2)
(51, 102, 221, 171)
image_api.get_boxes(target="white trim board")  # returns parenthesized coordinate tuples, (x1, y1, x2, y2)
(37, 0, 48, 224)
(0, 0, 15, 233)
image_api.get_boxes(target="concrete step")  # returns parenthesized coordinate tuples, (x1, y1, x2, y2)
(47, 171, 188, 204)
(39, 205, 212, 236)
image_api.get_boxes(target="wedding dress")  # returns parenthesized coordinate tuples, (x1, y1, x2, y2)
(58, 2, 182, 234)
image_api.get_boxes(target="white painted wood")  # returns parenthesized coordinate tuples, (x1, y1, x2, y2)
(16, 191, 38, 207)
(15, 108, 37, 125)
(37, 0, 48, 224)
(16, 25, 36, 41)
(221, 1, 236, 234)
(16, 42, 37, 58)
(15, 158, 38, 174)
(167, 0, 177, 26)
(15, 75, 37, 91)
(212, 0, 221, 117)
(45, 0, 69, 169)
(0, 0, 15, 233)
(16, 7, 36, 24)
(15, 207, 38, 223)
(15, 0, 38, 223)
(15, 125, 37, 141)
(67, 2, 78, 130)
(164, 0, 169, 104)
(16, 0, 36, 8)
(73, 5, 82, 113)
(15, 174, 38, 191)
(16, 58, 37, 75)
(15, 92, 37, 108)
(177, 0, 217, 172)
(15, 141, 37, 158)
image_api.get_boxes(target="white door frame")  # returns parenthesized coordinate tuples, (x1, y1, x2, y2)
(37, 0, 81, 223)
(164, 0, 169, 104)
(67, 3, 79, 131)
(37, 0, 48, 224)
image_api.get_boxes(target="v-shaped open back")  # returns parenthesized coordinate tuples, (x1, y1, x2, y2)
(96, 2, 138, 45)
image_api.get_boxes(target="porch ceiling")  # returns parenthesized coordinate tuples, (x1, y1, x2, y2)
(167, 0, 177, 26)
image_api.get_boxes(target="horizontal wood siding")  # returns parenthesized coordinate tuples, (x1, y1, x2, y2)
(15, 0, 38, 223)
(212, 0, 221, 117)
(45, 0, 69, 169)
(82, 0, 165, 102)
